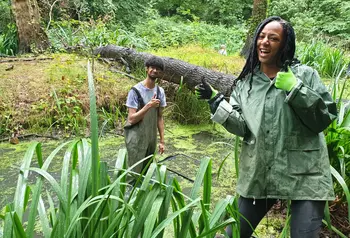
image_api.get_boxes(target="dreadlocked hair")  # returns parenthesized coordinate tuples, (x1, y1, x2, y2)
(233, 16, 298, 95)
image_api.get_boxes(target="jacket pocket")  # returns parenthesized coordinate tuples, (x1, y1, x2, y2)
(239, 141, 256, 174)
(287, 136, 321, 175)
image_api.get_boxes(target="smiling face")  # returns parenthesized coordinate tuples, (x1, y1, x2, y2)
(146, 66, 163, 80)
(256, 21, 284, 70)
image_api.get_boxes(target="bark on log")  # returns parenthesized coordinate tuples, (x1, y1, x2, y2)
(94, 45, 237, 97)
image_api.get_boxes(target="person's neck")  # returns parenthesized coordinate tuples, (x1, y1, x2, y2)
(260, 64, 280, 79)
(143, 77, 156, 89)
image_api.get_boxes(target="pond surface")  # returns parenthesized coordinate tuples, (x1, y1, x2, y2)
(0, 123, 236, 207)
(0, 122, 283, 237)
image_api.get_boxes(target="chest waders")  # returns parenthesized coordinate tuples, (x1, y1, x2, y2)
(124, 86, 160, 175)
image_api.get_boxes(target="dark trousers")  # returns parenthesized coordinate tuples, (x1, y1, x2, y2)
(226, 196, 326, 238)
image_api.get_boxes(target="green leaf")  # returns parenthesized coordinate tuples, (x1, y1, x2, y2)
(14, 142, 40, 221)
(38, 196, 52, 238)
(131, 185, 161, 238)
(88, 60, 100, 197)
(143, 196, 164, 237)
(150, 198, 200, 238)
(28, 168, 68, 214)
(3, 210, 13, 238)
(323, 201, 332, 230)
(330, 166, 350, 222)
(11, 212, 27, 238)
(199, 200, 210, 236)
(156, 180, 174, 238)
(26, 182, 42, 238)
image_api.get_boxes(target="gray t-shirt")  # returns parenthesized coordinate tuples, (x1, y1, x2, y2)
(126, 82, 167, 109)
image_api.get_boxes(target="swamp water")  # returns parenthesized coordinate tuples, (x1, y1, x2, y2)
(0, 123, 283, 237)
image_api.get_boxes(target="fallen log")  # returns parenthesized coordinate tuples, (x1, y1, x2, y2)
(94, 45, 237, 96)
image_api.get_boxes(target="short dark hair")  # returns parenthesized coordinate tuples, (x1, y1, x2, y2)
(145, 56, 164, 71)
(235, 16, 297, 93)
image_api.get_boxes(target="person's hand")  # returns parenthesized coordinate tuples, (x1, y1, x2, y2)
(275, 67, 297, 91)
(148, 93, 160, 108)
(158, 142, 165, 154)
(195, 78, 218, 100)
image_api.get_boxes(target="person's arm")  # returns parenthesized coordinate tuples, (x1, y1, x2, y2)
(157, 107, 165, 154)
(127, 93, 160, 125)
(210, 92, 248, 137)
(195, 79, 248, 137)
(279, 67, 337, 133)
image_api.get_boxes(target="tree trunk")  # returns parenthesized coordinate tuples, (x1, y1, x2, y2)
(11, 0, 50, 53)
(240, 0, 267, 58)
(94, 45, 236, 97)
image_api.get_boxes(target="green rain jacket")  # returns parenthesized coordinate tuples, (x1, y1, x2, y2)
(211, 64, 337, 200)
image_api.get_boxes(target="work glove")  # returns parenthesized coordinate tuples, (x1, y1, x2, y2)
(195, 78, 218, 100)
(275, 67, 297, 91)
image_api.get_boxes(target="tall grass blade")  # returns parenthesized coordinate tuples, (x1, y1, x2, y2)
(88, 60, 100, 197)
(78, 140, 92, 206)
(28, 168, 67, 213)
(321, 220, 347, 238)
(150, 198, 201, 238)
(26, 181, 42, 238)
(199, 200, 210, 236)
(157, 180, 174, 238)
(203, 159, 212, 211)
(196, 217, 236, 238)
(131, 185, 161, 237)
(143, 196, 164, 237)
(4, 209, 13, 238)
(46, 190, 56, 227)
(330, 166, 350, 221)
(323, 201, 332, 230)
(217, 152, 232, 180)
(11, 212, 26, 238)
(279, 215, 291, 238)
(14, 142, 40, 221)
(37, 196, 52, 238)
(179, 157, 211, 238)
(209, 197, 232, 228)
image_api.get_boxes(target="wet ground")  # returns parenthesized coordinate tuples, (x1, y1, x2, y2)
(0, 123, 284, 237)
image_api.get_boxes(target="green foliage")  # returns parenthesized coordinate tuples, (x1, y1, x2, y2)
(169, 85, 211, 124)
(153, 0, 251, 26)
(0, 23, 18, 55)
(48, 19, 149, 51)
(325, 67, 350, 201)
(99, 106, 127, 135)
(0, 1, 12, 34)
(29, 61, 87, 135)
(135, 16, 246, 53)
(297, 40, 348, 78)
(44, 0, 150, 30)
(269, 0, 350, 47)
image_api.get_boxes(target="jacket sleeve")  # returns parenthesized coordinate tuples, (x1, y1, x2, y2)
(286, 68, 337, 133)
(209, 89, 248, 137)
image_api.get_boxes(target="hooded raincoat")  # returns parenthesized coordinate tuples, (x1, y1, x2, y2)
(210, 64, 337, 200)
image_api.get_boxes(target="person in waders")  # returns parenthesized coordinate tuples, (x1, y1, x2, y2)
(195, 16, 337, 238)
(124, 56, 166, 179)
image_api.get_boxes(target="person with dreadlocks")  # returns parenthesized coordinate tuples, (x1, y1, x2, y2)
(195, 16, 337, 237)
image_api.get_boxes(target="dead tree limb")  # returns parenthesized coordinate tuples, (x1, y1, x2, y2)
(94, 45, 237, 96)
(0, 57, 53, 63)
